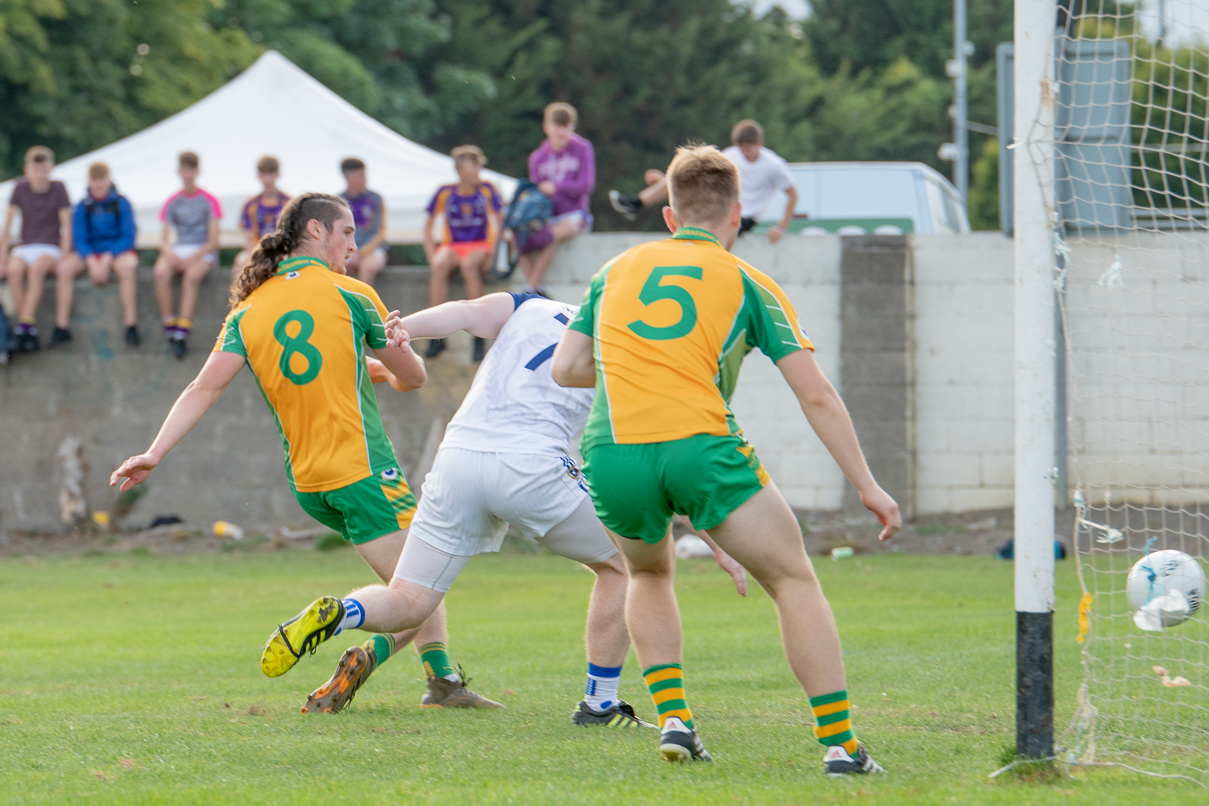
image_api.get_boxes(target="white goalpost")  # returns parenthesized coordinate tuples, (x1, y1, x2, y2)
(1014, 0, 1209, 784)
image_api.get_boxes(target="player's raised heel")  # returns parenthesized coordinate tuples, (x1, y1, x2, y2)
(260, 595, 344, 678)
(823, 743, 885, 775)
(302, 644, 377, 714)
(657, 719, 712, 762)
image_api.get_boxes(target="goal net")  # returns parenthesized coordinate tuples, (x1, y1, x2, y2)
(1051, 0, 1209, 784)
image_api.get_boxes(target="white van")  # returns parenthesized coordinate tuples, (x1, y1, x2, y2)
(754, 161, 971, 236)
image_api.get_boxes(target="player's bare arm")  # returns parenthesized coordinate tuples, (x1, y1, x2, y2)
(388, 293, 516, 342)
(551, 328, 595, 388)
(676, 516, 748, 597)
(373, 336, 425, 392)
(776, 349, 901, 540)
(109, 350, 247, 491)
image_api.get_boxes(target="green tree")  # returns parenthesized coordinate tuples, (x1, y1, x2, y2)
(968, 136, 999, 229)
(423, 0, 822, 229)
(0, 0, 258, 178)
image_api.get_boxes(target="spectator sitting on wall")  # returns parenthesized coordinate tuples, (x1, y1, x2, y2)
(421, 145, 503, 362)
(519, 102, 595, 296)
(609, 120, 797, 245)
(154, 150, 222, 360)
(339, 157, 387, 286)
(232, 155, 289, 287)
(58, 162, 141, 347)
(0, 145, 73, 353)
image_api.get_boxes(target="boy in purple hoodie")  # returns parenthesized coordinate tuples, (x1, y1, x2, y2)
(520, 102, 595, 294)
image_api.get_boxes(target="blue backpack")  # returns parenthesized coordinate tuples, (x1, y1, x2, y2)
(492, 181, 552, 279)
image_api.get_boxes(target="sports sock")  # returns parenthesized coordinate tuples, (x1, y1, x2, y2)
(583, 663, 622, 712)
(162, 317, 177, 337)
(419, 641, 458, 681)
(810, 690, 859, 755)
(364, 633, 395, 665)
(175, 318, 192, 338)
(18, 315, 35, 326)
(643, 663, 693, 731)
(333, 597, 364, 635)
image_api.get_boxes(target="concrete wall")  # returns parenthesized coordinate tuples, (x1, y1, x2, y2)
(6, 229, 1207, 531)
(0, 268, 480, 532)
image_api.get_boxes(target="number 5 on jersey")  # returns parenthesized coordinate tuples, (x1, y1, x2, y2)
(627, 265, 704, 340)
(274, 310, 323, 385)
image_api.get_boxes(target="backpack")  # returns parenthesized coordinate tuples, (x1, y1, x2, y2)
(491, 181, 552, 280)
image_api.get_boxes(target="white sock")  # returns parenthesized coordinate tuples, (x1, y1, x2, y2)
(662, 716, 689, 735)
(584, 663, 622, 712)
(333, 597, 364, 635)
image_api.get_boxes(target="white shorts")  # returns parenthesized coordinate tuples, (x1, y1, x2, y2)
(550, 210, 593, 233)
(172, 244, 217, 265)
(396, 448, 616, 589)
(10, 244, 61, 265)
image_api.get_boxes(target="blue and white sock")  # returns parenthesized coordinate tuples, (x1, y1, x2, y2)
(334, 597, 365, 636)
(584, 663, 622, 712)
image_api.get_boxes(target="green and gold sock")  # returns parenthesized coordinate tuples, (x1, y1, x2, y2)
(419, 641, 456, 680)
(364, 634, 395, 666)
(643, 663, 694, 730)
(810, 690, 859, 755)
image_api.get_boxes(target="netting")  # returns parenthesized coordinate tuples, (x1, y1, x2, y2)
(1048, 0, 1209, 785)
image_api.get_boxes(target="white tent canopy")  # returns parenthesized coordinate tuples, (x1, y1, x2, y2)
(0, 50, 516, 248)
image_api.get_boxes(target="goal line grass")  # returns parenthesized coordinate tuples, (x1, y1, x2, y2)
(0, 549, 1191, 804)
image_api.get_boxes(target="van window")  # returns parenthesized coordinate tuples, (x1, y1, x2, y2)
(815, 168, 917, 220)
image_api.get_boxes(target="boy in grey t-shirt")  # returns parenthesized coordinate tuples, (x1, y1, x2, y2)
(153, 151, 222, 359)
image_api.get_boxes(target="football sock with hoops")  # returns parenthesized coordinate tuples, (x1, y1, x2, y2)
(643, 663, 693, 731)
(583, 663, 622, 712)
(419, 641, 458, 681)
(333, 597, 364, 636)
(364, 633, 395, 665)
(810, 690, 860, 755)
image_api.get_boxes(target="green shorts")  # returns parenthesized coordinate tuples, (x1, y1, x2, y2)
(293, 469, 417, 545)
(582, 433, 770, 544)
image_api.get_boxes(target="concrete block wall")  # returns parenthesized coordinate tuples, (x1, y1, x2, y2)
(1063, 234, 1209, 504)
(7, 228, 1209, 530)
(911, 233, 1015, 513)
(0, 268, 479, 531)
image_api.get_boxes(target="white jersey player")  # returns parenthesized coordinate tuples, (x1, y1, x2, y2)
(297, 292, 723, 725)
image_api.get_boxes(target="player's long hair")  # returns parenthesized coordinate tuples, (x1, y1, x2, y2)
(230, 192, 349, 307)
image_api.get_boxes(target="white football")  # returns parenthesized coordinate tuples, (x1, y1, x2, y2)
(1126, 550, 1206, 628)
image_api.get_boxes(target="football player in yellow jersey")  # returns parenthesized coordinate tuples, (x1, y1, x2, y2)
(110, 193, 500, 711)
(551, 146, 902, 773)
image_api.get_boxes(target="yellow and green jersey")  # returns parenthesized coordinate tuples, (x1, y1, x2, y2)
(568, 227, 813, 450)
(214, 256, 396, 492)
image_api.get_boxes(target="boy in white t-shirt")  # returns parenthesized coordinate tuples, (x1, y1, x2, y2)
(608, 119, 798, 244)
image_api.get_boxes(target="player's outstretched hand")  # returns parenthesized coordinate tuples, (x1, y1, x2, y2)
(860, 486, 901, 541)
(713, 547, 748, 597)
(110, 454, 159, 492)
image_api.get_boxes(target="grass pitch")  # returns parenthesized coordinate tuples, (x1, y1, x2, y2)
(0, 548, 1197, 804)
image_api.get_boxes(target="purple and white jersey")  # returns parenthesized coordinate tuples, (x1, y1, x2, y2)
(440, 294, 593, 457)
(528, 133, 595, 217)
(341, 189, 384, 248)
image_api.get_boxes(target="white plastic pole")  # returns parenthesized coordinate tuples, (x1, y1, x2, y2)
(1014, 0, 1057, 758)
